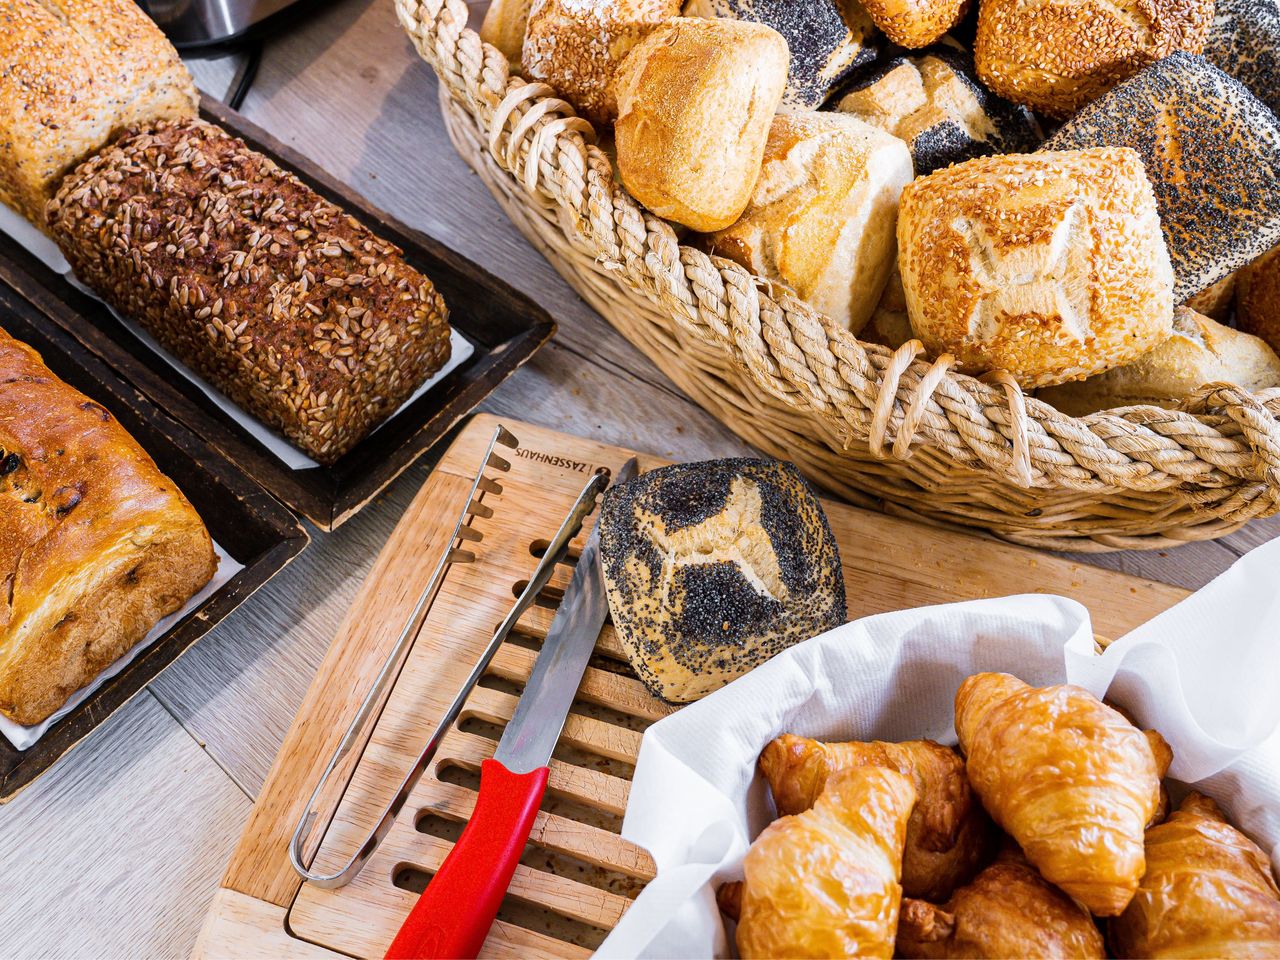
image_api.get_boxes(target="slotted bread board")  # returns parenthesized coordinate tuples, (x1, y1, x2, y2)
(195, 413, 1190, 959)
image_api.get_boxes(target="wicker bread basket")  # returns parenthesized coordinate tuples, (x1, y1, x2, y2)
(396, 0, 1280, 551)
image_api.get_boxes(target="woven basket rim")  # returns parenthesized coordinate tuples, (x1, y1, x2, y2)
(395, 0, 1280, 532)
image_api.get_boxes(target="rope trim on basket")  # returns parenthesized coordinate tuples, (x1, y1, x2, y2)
(395, 0, 1280, 540)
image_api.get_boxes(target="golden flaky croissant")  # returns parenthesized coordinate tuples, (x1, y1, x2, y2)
(759, 734, 992, 900)
(736, 766, 916, 959)
(955, 673, 1170, 916)
(896, 846, 1105, 959)
(1110, 793, 1280, 958)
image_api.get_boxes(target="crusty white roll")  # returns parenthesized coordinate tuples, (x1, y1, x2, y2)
(705, 113, 912, 335)
(1237, 245, 1280, 360)
(521, 0, 681, 126)
(613, 18, 789, 232)
(896, 147, 1175, 389)
(0, 0, 197, 227)
(860, 0, 970, 48)
(974, 0, 1213, 118)
(481, 0, 533, 70)
(1039, 307, 1280, 416)
(684, 0, 876, 110)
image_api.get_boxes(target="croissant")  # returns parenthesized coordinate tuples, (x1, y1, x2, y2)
(1110, 793, 1280, 958)
(736, 765, 916, 959)
(759, 734, 992, 900)
(955, 672, 1170, 916)
(896, 846, 1105, 959)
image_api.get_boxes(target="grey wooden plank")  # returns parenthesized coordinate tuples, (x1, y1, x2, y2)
(0, 693, 250, 960)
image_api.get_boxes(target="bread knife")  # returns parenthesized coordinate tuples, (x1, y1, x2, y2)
(384, 457, 638, 960)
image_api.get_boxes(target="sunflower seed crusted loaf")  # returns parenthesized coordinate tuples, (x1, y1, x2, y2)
(598, 459, 846, 703)
(46, 119, 450, 465)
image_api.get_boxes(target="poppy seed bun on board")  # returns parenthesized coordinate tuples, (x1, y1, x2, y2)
(896, 148, 1175, 389)
(705, 113, 913, 334)
(1044, 54, 1280, 304)
(613, 18, 789, 233)
(1038, 307, 1280, 416)
(598, 459, 846, 703)
(974, 0, 1213, 118)
(1237, 245, 1280, 359)
(836, 43, 1041, 176)
(521, 0, 681, 126)
(683, 0, 876, 110)
(0, 0, 197, 228)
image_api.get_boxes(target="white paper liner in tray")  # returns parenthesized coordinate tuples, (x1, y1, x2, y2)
(0, 204, 474, 470)
(599, 538, 1280, 959)
(0, 540, 243, 751)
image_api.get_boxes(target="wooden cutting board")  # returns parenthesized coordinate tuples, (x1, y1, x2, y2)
(194, 413, 1189, 959)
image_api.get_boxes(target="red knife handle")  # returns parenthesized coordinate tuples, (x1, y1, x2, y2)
(384, 758, 549, 960)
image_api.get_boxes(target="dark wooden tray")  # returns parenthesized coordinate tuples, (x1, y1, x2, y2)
(0, 280, 310, 802)
(0, 95, 556, 531)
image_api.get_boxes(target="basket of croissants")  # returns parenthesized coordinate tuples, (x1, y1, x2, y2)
(394, 0, 1280, 551)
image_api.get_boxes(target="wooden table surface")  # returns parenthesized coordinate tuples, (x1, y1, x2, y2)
(2, 1, 1275, 955)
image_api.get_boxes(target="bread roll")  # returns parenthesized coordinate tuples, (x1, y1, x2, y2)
(974, 0, 1213, 118)
(1184, 272, 1237, 323)
(1039, 307, 1280, 416)
(613, 18, 788, 232)
(1237, 244, 1280, 358)
(481, 0, 533, 69)
(1044, 53, 1280, 303)
(0, 326, 216, 725)
(1203, 0, 1280, 118)
(705, 113, 912, 334)
(522, 0, 681, 125)
(598, 459, 846, 702)
(47, 120, 451, 465)
(684, 0, 876, 110)
(860, 0, 970, 48)
(0, 0, 197, 228)
(862, 264, 915, 350)
(836, 43, 1041, 176)
(897, 148, 1175, 389)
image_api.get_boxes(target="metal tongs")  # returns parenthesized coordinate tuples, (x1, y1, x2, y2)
(288, 424, 611, 888)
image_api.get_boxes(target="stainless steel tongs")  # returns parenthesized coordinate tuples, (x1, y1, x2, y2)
(288, 424, 610, 888)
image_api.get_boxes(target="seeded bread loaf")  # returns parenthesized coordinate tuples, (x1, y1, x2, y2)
(974, 0, 1213, 118)
(598, 459, 846, 703)
(0, 0, 197, 228)
(705, 113, 912, 334)
(0, 325, 216, 725)
(1043, 54, 1280, 303)
(896, 147, 1175, 389)
(46, 119, 451, 465)
(1203, 0, 1280, 118)
(858, 0, 970, 48)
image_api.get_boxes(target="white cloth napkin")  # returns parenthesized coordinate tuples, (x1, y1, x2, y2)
(0, 540, 242, 751)
(0, 203, 474, 470)
(599, 537, 1280, 959)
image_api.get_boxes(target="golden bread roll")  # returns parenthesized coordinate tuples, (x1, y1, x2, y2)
(0, 0, 197, 227)
(759, 735, 993, 901)
(896, 147, 1175, 388)
(521, 0, 681, 125)
(836, 45, 1041, 176)
(955, 673, 1170, 917)
(0, 326, 216, 725)
(1238, 244, 1280, 357)
(683, 0, 876, 109)
(897, 848, 1106, 959)
(1110, 793, 1280, 958)
(861, 263, 915, 350)
(1039, 307, 1280, 416)
(481, 0, 533, 69)
(860, 0, 970, 48)
(737, 766, 916, 959)
(1184, 271, 1238, 322)
(705, 113, 912, 334)
(1043, 54, 1280, 303)
(613, 18, 788, 232)
(974, 0, 1213, 118)
(597, 459, 846, 702)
